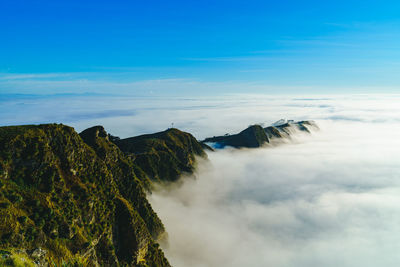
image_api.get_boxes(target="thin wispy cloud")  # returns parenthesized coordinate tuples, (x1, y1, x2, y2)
(3, 73, 400, 96)
(181, 56, 282, 62)
(277, 39, 358, 47)
(0, 73, 71, 80)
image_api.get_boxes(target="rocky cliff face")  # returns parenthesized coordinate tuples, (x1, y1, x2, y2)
(202, 120, 318, 149)
(0, 124, 206, 266)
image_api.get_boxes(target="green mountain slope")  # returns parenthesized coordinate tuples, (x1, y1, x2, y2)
(202, 125, 269, 148)
(79, 126, 165, 241)
(202, 120, 318, 149)
(0, 124, 208, 266)
(114, 128, 207, 183)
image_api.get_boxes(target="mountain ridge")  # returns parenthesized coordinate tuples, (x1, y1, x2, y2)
(0, 120, 318, 266)
(202, 120, 318, 149)
(0, 124, 207, 266)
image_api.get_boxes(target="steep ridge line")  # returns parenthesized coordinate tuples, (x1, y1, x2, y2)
(0, 124, 207, 266)
(0, 120, 317, 266)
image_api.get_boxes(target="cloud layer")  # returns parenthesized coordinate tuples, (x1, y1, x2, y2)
(2, 93, 400, 266)
(145, 96, 400, 267)
(3, 93, 400, 138)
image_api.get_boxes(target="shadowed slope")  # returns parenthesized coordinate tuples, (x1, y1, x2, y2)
(0, 124, 170, 266)
(202, 120, 318, 149)
(79, 126, 165, 240)
(114, 128, 207, 183)
(202, 125, 269, 148)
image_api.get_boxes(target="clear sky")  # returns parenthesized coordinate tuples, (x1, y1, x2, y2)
(1, 0, 400, 95)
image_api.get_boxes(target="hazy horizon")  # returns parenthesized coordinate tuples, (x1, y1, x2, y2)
(2, 1, 400, 266)
(3, 93, 400, 266)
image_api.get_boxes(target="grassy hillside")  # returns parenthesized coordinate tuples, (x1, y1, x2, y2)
(0, 124, 208, 266)
(202, 121, 318, 149)
(202, 125, 269, 148)
(114, 128, 207, 183)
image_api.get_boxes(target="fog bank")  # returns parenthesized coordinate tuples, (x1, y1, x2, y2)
(4, 94, 400, 139)
(3, 93, 400, 266)
(150, 119, 400, 267)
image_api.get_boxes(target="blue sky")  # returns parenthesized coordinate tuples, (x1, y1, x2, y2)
(1, 0, 400, 95)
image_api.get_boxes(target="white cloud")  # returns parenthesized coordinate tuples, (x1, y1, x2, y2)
(3, 93, 400, 266)
(150, 120, 400, 266)
(144, 95, 400, 267)
(2, 93, 400, 138)
(0, 73, 71, 80)
(1, 72, 399, 95)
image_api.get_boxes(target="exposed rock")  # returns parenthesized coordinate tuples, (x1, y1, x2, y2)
(30, 247, 48, 266)
(31, 247, 46, 259)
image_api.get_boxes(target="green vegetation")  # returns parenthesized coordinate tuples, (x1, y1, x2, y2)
(114, 128, 207, 183)
(80, 126, 165, 240)
(0, 250, 35, 267)
(0, 123, 205, 266)
(202, 125, 269, 148)
(202, 120, 318, 149)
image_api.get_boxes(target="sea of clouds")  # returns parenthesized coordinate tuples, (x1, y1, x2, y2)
(3, 93, 400, 139)
(151, 119, 400, 267)
(2, 93, 400, 266)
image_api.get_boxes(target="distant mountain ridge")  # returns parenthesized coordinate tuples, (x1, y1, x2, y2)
(202, 120, 318, 148)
